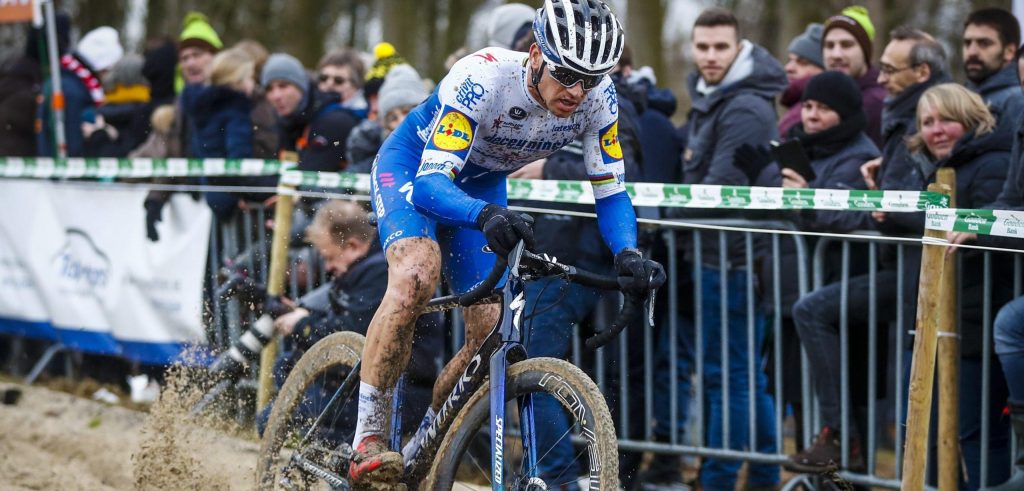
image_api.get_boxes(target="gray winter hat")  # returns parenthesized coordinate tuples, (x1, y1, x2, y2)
(486, 3, 536, 49)
(788, 23, 825, 69)
(104, 53, 147, 92)
(261, 53, 308, 92)
(377, 64, 428, 120)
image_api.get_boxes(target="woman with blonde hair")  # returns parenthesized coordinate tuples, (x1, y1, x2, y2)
(181, 47, 256, 218)
(875, 82, 1015, 489)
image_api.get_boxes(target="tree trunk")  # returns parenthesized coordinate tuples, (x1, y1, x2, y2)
(627, 0, 665, 76)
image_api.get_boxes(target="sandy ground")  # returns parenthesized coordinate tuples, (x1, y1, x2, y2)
(0, 380, 258, 491)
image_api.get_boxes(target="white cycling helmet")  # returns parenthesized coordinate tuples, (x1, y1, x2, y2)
(533, 0, 625, 76)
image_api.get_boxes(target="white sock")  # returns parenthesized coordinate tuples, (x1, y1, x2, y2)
(353, 381, 390, 447)
(401, 407, 436, 462)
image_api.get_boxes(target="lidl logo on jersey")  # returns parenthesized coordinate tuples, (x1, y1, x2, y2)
(432, 107, 476, 152)
(600, 121, 623, 163)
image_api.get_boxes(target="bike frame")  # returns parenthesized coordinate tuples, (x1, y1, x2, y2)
(284, 242, 538, 490)
(402, 242, 532, 488)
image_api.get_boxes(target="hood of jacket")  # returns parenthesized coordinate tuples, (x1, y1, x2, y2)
(687, 41, 787, 115)
(184, 84, 250, 126)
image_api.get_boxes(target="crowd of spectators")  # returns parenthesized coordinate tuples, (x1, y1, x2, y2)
(2, 3, 1024, 491)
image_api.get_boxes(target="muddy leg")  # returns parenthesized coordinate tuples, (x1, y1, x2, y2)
(431, 302, 500, 408)
(361, 237, 441, 389)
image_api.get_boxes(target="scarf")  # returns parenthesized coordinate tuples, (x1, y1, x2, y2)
(61, 54, 104, 106)
(787, 111, 867, 160)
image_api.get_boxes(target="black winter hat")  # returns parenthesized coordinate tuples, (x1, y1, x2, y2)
(801, 71, 862, 120)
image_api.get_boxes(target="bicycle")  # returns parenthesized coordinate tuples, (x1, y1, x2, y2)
(256, 240, 650, 490)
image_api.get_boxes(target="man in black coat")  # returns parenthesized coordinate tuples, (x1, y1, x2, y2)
(261, 53, 358, 172)
(259, 200, 442, 438)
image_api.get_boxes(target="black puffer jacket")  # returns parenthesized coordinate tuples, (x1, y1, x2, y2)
(879, 123, 1013, 357)
(278, 84, 359, 172)
(293, 247, 443, 386)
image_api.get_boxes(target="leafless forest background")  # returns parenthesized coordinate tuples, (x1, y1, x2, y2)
(0, 0, 1014, 118)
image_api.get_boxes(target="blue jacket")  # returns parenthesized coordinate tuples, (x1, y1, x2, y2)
(879, 123, 1013, 356)
(968, 63, 1024, 128)
(181, 84, 253, 159)
(667, 41, 787, 265)
(37, 60, 96, 157)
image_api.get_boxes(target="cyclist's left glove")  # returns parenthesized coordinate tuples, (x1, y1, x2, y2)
(476, 204, 536, 258)
(614, 248, 666, 295)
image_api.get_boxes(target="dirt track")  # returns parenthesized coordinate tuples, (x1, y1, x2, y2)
(0, 381, 258, 490)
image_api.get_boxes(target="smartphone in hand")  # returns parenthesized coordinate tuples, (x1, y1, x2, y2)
(770, 139, 816, 182)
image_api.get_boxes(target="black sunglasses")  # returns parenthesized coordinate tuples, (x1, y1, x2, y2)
(318, 74, 350, 85)
(545, 62, 603, 91)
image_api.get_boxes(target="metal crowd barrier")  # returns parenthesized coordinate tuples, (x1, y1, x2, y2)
(5, 159, 1023, 490)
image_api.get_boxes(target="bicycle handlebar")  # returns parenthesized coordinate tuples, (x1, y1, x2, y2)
(455, 243, 651, 350)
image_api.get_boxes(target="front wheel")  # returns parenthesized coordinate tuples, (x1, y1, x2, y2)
(425, 357, 619, 490)
(256, 331, 365, 490)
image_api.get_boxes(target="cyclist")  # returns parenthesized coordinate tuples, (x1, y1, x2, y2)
(351, 0, 666, 485)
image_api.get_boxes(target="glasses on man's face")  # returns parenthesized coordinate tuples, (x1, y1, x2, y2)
(545, 62, 603, 91)
(318, 74, 350, 86)
(879, 63, 917, 76)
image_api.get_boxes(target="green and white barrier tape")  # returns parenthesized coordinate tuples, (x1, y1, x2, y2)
(926, 208, 1024, 240)
(0, 158, 950, 213)
(279, 170, 948, 212)
(0, 157, 291, 179)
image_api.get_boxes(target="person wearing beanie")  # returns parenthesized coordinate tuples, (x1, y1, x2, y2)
(962, 8, 1024, 126)
(36, 26, 125, 157)
(178, 12, 222, 87)
(823, 5, 886, 147)
(376, 64, 427, 127)
(780, 23, 825, 136)
(82, 53, 152, 157)
(76, 26, 125, 73)
(485, 3, 535, 49)
(363, 42, 408, 119)
(742, 71, 881, 476)
(262, 52, 358, 173)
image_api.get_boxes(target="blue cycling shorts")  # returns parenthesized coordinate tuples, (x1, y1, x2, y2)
(370, 139, 507, 294)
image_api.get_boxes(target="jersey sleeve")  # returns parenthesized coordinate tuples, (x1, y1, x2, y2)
(411, 53, 495, 227)
(580, 81, 637, 254)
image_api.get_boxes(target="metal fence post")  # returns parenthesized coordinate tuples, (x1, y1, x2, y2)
(936, 168, 959, 490)
(257, 182, 296, 409)
(901, 182, 952, 490)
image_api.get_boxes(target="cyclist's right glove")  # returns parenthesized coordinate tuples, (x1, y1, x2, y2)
(614, 248, 667, 295)
(476, 204, 536, 258)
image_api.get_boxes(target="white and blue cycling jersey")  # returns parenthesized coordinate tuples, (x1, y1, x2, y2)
(370, 47, 637, 292)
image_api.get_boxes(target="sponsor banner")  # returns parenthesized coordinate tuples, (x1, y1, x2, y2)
(0, 180, 211, 364)
(0, 0, 33, 24)
(0, 157, 291, 178)
(926, 208, 1024, 239)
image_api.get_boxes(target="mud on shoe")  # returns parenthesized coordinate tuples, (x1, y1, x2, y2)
(348, 435, 403, 489)
(785, 426, 863, 473)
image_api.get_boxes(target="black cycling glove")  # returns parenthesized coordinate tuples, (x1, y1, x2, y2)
(614, 248, 667, 295)
(144, 199, 164, 242)
(733, 143, 773, 185)
(476, 204, 536, 258)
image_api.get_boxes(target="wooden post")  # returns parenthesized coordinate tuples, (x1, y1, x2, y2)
(936, 169, 959, 491)
(256, 181, 296, 410)
(901, 182, 952, 490)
